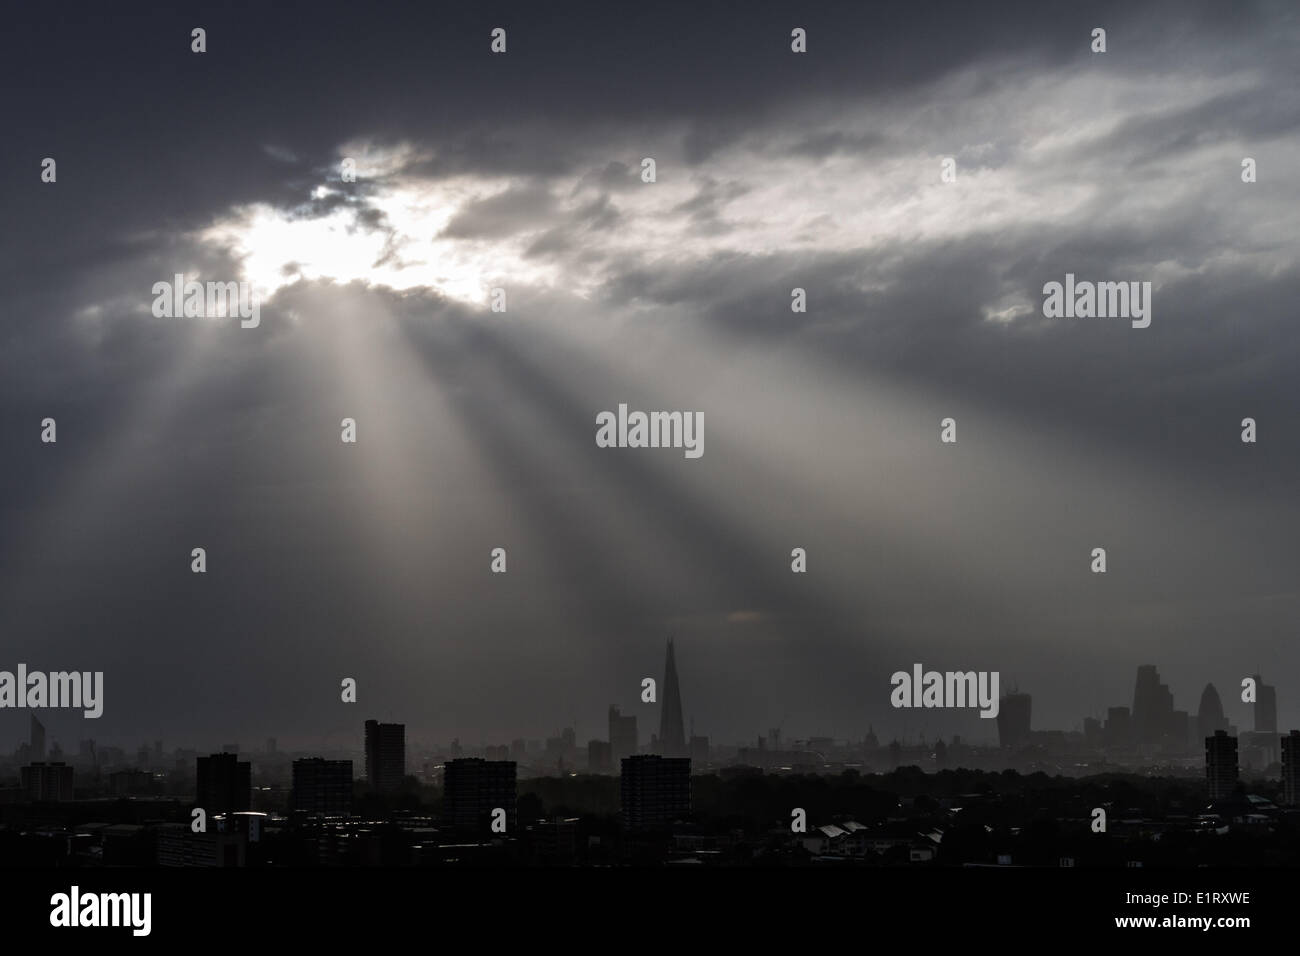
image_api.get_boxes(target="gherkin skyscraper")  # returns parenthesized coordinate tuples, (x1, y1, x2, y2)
(658, 639, 687, 757)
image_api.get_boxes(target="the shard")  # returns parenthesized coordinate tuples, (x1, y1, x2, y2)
(658, 639, 687, 757)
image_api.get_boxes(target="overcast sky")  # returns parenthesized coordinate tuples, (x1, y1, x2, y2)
(2, 1, 1298, 754)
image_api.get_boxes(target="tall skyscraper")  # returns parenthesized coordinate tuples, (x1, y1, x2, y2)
(443, 758, 517, 833)
(30, 715, 46, 762)
(608, 706, 638, 764)
(364, 720, 406, 792)
(1133, 665, 1177, 748)
(621, 754, 691, 830)
(291, 758, 353, 815)
(658, 639, 686, 758)
(1205, 730, 1238, 802)
(196, 753, 251, 813)
(1253, 674, 1278, 763)
(996, 691, 1032, 749)
(1281, 730, 1300, 807)
(1196, 683, 1228, 744)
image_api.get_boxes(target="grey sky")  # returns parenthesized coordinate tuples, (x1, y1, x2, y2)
(1, 1, 1297, 753)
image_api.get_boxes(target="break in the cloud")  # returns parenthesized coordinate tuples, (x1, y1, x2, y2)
(1, 1, 1298, 752)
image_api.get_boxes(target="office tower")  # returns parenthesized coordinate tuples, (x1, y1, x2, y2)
(1083, 717, 1103, 749)
(688, 735, 709, 763)
(291, 758, 353, 815)
(609, 706, 638, 763)
(364, 720, 406, 792)
(1250, 674, 1279, 765)
(1281, 731, 1300, 806)
(510, 738, 527, 760)
(30, 715, 46, 762)
(196, 753, 252, 813)
(1254, 675, 1277, 733)
(442, 758, 517, 833)
(588, 739, 612, 773)
(996, 691, 1032, 748)
(266, 737, 277, 755)
(621, 754, 691, 830)
(658, 639, 686, 757)
(1205, 730, 1238, 801)
(1132, 665, 1176, 747)
(22, 762, 74, 802)
(1196, 683, 1228, 744)
(1104, 706, 1132, 748)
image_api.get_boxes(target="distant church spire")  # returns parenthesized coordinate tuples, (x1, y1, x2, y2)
(659, 638, 687, 757)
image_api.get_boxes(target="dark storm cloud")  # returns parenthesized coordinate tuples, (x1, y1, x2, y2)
(785, 130, 889, 161)
(523, 195, 622, 260)
(575, 161, 639, 193)
(672, 177, 752, 227)
(438, 183, 557, 239)
(1, 0, 1298, 751)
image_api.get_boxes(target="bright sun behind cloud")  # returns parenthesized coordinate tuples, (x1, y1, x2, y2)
(198, 173, 564, 307)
